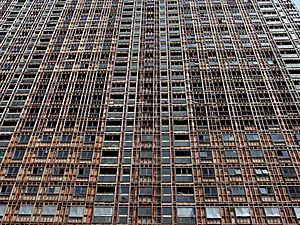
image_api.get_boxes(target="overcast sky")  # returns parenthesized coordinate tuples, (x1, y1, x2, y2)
(293, 0, 300, 9)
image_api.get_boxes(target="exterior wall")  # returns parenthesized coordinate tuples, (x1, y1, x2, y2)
(0, 0, 300, 224)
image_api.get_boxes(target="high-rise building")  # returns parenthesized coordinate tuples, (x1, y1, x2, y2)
(0, 0, 300, 224)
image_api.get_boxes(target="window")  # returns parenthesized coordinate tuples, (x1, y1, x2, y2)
(138, 207, 152, 217)
(139, 187, 152, 196)
(223, 134, 234, 142)
(84, 135, 95, 144)
(199, 134, 210, 143)
(202, 168, 215, 178)
(140, 168, 152, 176)
(234, 207, 251, 217)
(294, 207, 300, 219)
(277, 150, 290, 159)
(19, 135, 30, 144)
(7, 167, 19, 176)
(141, 135, 152, 142)
(26, 186, 38, 195)
(140, 151, 152, 158)
(259, 186, 274, 196)
(255, 168, 269, 176)
(37, 150, 48, 158)
(204, 187, 218, 197)
(231, 186, 245, 196)
(93, 207, 113, 223)
(61, 135, 72, 143)
(42, 135, 52, 143)
(176, 187, 194, 202)
(74, 186, 87, 197)
(0, 185, 12, 195)
(200, 150, 212, 160)
(176, 168, 193, 182)
(162, 207, 172, 223)
(78, 168, 90, 178)
(56, 150, 69, 159)
(80, 151, 93, 160)
(282, 167, 297, 177)
(288, 186, 300, 197)
(118, 207, 128, 223)
(271, 134, 285, 143)
(19, 205, 33, 215)
(227, 168, 242, 176)
(177, 207, 196, 224)
(205, 207, 221, 219)
(0, 150, 5, 158)
(101, 151, 119, 164)
(52, 167, 64, 176)
(250, 150, 263, 158)
(264, 207, 280, 217)
(175, 151, 191, 163)
(225, 150, 237, 158)
(0, 205, 6, 217)
(13, 150, 25, 160)
(42, 206, 57, 216)
(96, 186, 115, 202)
(246, 133, 260, 142)
(48, 186, 60, 195)
(69, 206, 84, 218)
(32, 167, 44, 175)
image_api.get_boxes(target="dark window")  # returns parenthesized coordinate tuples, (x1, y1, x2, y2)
(199, 135, 210, 143)
(37, 150, 48, 158)
(47, 186, 60, 195)
(19, 135, 30, 144)
(56, 150, 69, 159)
(7, 167, 19, 176)
(138, 207, 152, 217)
(52, 167, 65, 176)
(282, 167, 297, 177)
(277, 150, 290, 159)
(74, 186, 87, 197)
(288, 186, 300, 197)
(61, 135, 72, 143)
(204, 187, 218, 197)
(80, 151, 93, 160)
(26, 186, 39, 195)
(13, 150, 25, 160)
(0, 185, 12, 195)
(175, 151, 192, 163)
(84, 135, 95, 144)
(42, 135, 52, 143)
(177, 187, 194, 202)
(32, 167, 44, 176)
(202, 168, 215, 178)
(78, 168, 90, 178)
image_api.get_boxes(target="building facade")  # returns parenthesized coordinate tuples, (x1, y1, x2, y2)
(0, 0, 300, 224)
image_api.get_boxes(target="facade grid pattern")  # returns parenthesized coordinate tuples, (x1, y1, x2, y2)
(0, 0, 300, 224)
